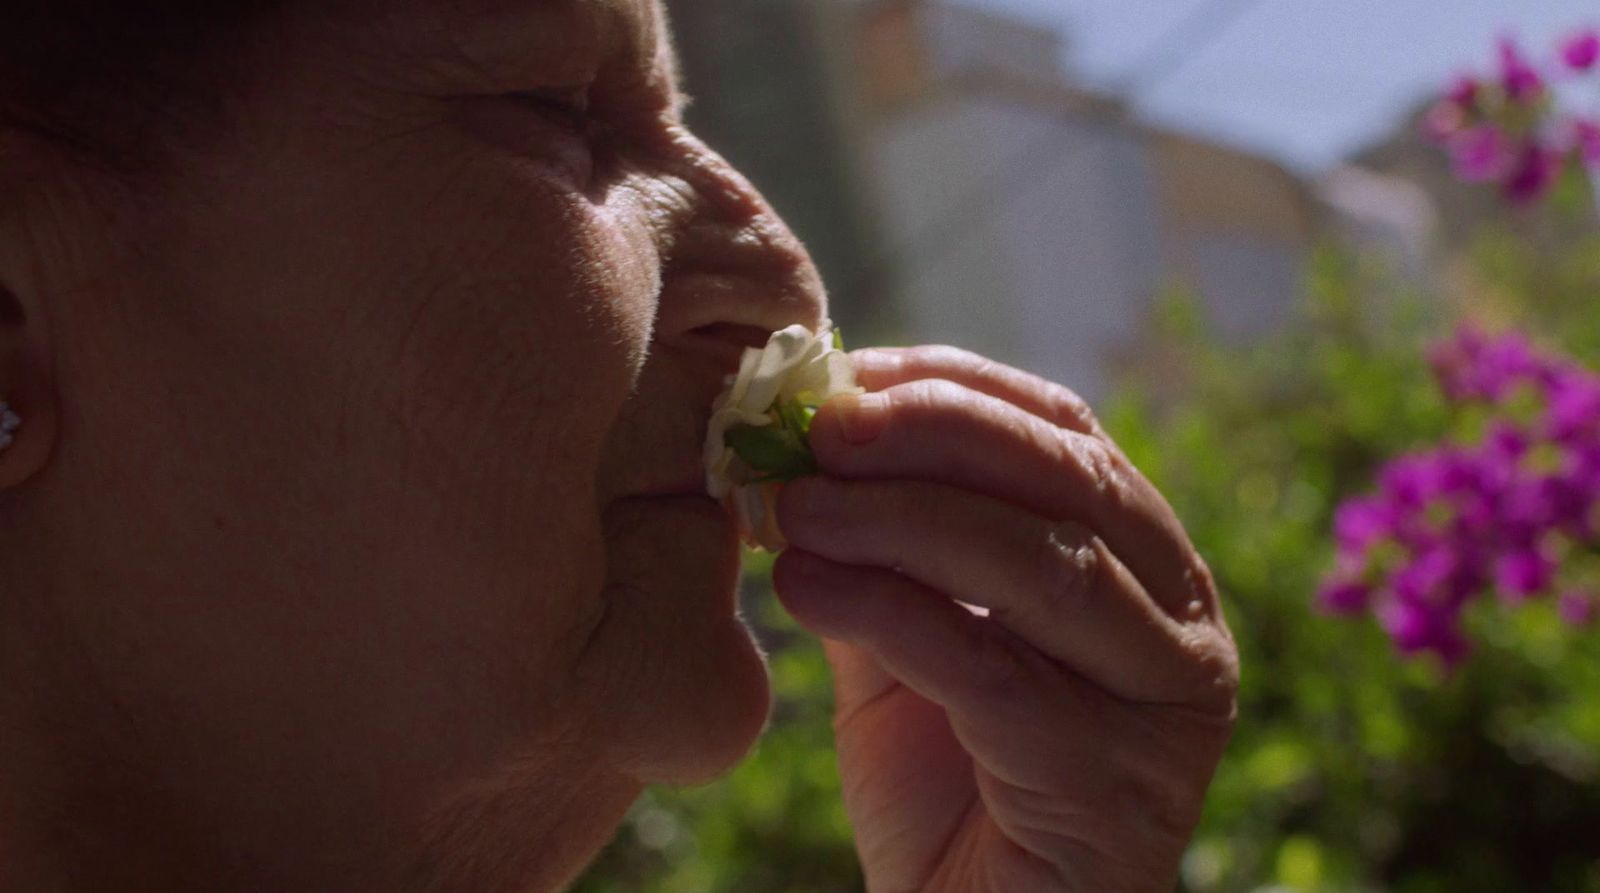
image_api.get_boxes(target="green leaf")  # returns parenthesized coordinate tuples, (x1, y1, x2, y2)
(832, 329, 845, 351)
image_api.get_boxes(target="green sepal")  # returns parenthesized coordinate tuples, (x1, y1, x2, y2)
(726, 395, 828, 484)
(832, 329, 845, 351)
(725, 424, 817, 481)
(775, 396, 818, 438)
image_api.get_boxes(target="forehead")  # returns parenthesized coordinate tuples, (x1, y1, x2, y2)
(395, 0, 677, 86)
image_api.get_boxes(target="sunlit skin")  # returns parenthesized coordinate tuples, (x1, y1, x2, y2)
(0, 1, 1237, 892)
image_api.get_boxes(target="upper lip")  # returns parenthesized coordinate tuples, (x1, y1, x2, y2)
(620, 321, 780, 502)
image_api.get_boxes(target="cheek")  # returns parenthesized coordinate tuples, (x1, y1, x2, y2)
(353, 178, 660, 474)
(582, 200, 663, 382)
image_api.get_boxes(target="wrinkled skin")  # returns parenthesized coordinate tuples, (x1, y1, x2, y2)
(776, 348, 1238, 891)
(0, 1, 1236, 891)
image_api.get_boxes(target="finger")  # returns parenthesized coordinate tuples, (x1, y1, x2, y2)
(772, 548, 1051, 719)
(779, 477, 1227, 706)
(847, 345, 1106, 440)
(808, 378, 1215, 621)
(818, 638, 899, 729)
(815, 637, 978, 893)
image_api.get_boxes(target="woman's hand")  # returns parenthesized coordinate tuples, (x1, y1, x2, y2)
(772, 346, 1238, 892)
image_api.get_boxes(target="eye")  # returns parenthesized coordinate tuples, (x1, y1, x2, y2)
(506, 87, 594, 136)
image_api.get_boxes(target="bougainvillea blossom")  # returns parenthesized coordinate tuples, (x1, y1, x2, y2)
(1321, 329, 1600, 668)
(1499, 38, 1547, 101)
(1560, 29, 1600, 71)
(1426, 27, 1600, 206)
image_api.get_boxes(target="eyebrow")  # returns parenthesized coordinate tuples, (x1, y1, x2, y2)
(434, 0, 690, 112)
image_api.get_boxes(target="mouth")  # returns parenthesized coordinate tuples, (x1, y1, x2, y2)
(630, 469, 714, 501)
(685, 322, 776, 381)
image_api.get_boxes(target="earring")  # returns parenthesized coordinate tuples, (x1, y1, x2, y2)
(0, 401, 19, 452)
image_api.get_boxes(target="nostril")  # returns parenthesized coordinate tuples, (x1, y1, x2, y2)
(690, 322, 773, 351)
(0, 285, 23, 326)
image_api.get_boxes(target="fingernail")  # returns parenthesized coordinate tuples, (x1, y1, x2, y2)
(835, 393, 888, 445)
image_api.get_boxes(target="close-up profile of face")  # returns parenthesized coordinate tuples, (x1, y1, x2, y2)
(0, 0, 1256, 888)
(11, 0, 1587, 888)
(0, 0, 825, 888)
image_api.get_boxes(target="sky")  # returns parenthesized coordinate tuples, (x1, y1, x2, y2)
(961, 0, 1600, 173)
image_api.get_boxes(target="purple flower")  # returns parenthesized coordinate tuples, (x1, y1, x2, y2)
(1422, 100, 1470, 142)
(1449, 126, 1515, 183)
(1323, 326, 1600, 665)
(1429, 327, 1548, 403)
(1485, 423, 1530, 462)
(1572, 119, 1600, 167)
(1499, 476, 1562, 545)
(1503, 144, 1560, 206)
(1546, 369, 1600, 442)
(1394, 546, 1461, 605)
(1561, 29, 1600, 71)
(1377, 598, 1471, 667)
(1405, 451, 1483, 500)
(1430, 326, 1492, 401)
(1556, 446, 1600, 535)
(1334, 497, 1401, 554)
(1447, 75, 1481, 108)
(1317, 579, 1371, 616)
(1424, 76, 1483, 143)
(1499, 37, 1546, 102)
(1559, 591, 1598, 627)
(1481, 331, 1547, 393)
(1494, 547, 1555, 602)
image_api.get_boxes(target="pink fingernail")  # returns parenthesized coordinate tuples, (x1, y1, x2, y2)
(836, 393, 888, 445)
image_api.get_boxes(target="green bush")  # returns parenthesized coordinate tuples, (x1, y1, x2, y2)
(1114, 233, 1600, 893)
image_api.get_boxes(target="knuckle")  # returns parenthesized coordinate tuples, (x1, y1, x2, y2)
(888, 377, 980, 422)
(919, 343, 987, 372)
(1029, 521, 1101, 620)
(1181, 626, 1242, 717)
(1059, 432, 1133, 506)
(1048, 384, 1100, 432)
(1183, 552, 1222, 613)
(965, 352, 1007, 386)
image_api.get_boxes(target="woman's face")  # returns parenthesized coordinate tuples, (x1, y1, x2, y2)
(2, 0, 824, 886)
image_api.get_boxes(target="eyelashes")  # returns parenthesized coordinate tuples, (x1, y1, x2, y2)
(459, 83, 670, 189)
(505, 88, 595, 138)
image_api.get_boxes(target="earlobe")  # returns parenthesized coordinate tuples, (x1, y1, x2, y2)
(0, 401, 19, 449)
(0, 282, 57, 490)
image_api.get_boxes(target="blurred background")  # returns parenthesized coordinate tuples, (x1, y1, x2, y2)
(578, 1, 1600, 890)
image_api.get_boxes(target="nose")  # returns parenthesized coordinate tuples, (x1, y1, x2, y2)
(651, 132, 829, 367)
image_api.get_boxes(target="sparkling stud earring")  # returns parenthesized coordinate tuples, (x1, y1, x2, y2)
(0, 401, 19, 452)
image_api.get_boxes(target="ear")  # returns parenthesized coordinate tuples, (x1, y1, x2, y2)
(0, 280, 57, 489)
(0, 132, 62, 490)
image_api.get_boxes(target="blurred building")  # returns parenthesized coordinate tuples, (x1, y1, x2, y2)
(1310, 104, 1498, 287)
(672, 0, 1323, 400)
(854, 0, 1324, 398)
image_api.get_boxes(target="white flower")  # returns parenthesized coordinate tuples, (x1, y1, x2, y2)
(703, 319, 865, 550)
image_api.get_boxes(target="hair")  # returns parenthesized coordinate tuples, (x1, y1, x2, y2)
(0, 1, 291, 172)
